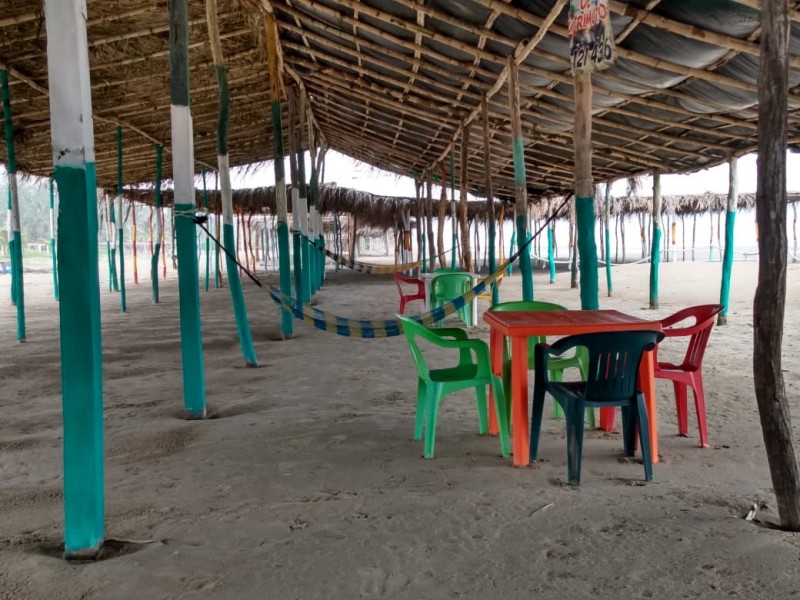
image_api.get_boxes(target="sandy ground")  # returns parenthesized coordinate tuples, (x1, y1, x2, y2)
(2, 256, 800, 599)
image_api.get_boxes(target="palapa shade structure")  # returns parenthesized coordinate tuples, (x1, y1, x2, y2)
(1, 1, 799, 199)
(4, 0, 800, 557)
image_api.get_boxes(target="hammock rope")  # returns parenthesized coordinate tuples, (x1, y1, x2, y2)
(191, 195, 571, 338)
(309, 241, 452, 275)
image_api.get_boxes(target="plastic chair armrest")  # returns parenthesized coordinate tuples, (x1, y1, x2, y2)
(434, 327, 469, 341)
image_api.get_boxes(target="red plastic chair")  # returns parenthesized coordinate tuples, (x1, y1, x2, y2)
(394, 272, 426, 315)
(653, 304, 723, 448)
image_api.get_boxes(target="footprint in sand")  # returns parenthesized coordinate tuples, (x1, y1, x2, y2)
(357, 567, 409, 597)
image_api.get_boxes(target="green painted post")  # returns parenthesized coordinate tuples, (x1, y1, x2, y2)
(482, 93, 498, 304)
(308, 149, 320, 291)
(1, 68, 25, 340)
(202, 167, 210, 292)
(45, 0, 105, 557)
(508, 229, 515, 276)
(151, 145, 162, 303)
(604, 182, 613, 296)
(719, 157, 737, 325)
(116, 126, 126, 312)
(109, 200, 118, 292)
(104, 199, 112, 292)
(576, 197, 599, 309)
(170, 0, 206, 417)
(207, 0, 258, 366)
(50, 178, 59, 300)
(650, 172, 662, 309)
(273, 101, 293, 337)
(215, 209, 221, 287)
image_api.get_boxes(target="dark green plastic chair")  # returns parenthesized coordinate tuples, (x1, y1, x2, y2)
(529, 330, 664, 485)
(489, 300, 593, 426)
(431, 272, 473, 327)
(397, 315, 510, 459)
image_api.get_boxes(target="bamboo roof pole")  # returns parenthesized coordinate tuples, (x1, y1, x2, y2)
(49, 178, 59, 300)
(288, 85, 305, 307)
(508, 56, 534, 302)
(264, 12, 293, 338)
(425, 175, 436, 272)
(718, 157, 738, 325)
(753, 0, 800, 531)
(43, 0, 104, 558)
(297, 90, 313, 301)
(170, 0, 206, 418)
(206, 0, 257, 366)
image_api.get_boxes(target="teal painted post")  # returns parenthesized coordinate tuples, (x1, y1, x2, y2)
(547, 223, 556, 283)
(1, 68, 25, 340)
(109, 201, 118, 292)
(450, 152, 457, 269)
(50, 178, 59, 300)
(508, 57, 533, 300)
(298, 148, 312, 301)
(7, 187, 14, 304)
(170, 0, 206, 417)
(308, 149, 320, 290)
(273, 101, 293, 337)
(151, 145, 162, 303)
(576, 197, 599, 309)
(650, 172, 662, 309)
(481, 93, 498, 304)
(508, 230, 516, 276)
(202, 167, 210, 292)
(45, 0, 105, 557)
(718, 157, 737, 325)
(105, 199, 113, 292)
(116, 126, 126, 312)
(604, 183, 613, 296)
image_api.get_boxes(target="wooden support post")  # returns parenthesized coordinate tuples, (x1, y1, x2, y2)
(151, 145, 163, 302)
(425, 176, 436, 272)
(45, 0, 104, 557)
(273, 101, 293, 337)
(131, 200, 138, 285)
(754, 0, 800, 531)
(49, 178, 59, 300)
(573, 70, 598, 309)
(508, 57, 533, 300)
(547, 201, 556, 284)
(649, 172, 662, 309)
(206, 0, 257, 365)
(201, 167, 210, 292)
(719, 156, 738, 325)
(116, 126, 126, 312)
(170, 0, 206, 417)
(450, 152, 457, 269)
(458, 123, 472, 273)
(288, 90, 304, 308)
(605, 182, 612, 296)
(482, 93, 498, 304)
(2, 69, 25, 340)
(437, 172, 446, 269)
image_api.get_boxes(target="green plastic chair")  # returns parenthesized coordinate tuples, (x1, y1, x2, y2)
(397, 315, 510, 459)
(431, 272, 473, 327)
(530, 330, 664, 485)
(489, 300, 594, 427)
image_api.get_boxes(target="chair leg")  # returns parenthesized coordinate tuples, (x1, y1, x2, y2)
(692, 374, 710, 448)
(673, 380, 689, 437)
(475, 384, 488, 435)
(565, 400, 585, 485)
(620, 405, 636, 457)
(636, 394, 653, 481)
(423, 384, 441, 458)
(491, 377, 511, 458)
(586, 407, 596, 429)
(529, 381, 547, 462)
(414, 379, 426, 441)
(399, 297, 406, 315)
(550, 369, 564, 419)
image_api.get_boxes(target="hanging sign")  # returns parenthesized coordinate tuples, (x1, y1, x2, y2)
(568, 0, 615, 72)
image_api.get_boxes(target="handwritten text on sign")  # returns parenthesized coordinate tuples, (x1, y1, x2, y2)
(568, 0, 615, 72)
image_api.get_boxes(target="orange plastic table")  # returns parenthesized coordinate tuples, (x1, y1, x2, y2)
(483, 310, 663, 467)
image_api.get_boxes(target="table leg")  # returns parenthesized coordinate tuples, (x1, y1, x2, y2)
(511, 336, 530, 467)
(639, 349, 659, 464)
(488, 329, 502, 436)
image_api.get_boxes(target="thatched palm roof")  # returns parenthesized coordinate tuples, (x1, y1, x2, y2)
(2, 2, 800, 200)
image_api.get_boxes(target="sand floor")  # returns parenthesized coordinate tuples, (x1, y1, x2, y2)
(2, 258, 800, 599)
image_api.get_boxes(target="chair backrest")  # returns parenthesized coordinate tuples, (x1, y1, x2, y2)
(394, 272, 421, 296)
(545, 330, 664, 404)
(432, 272, 472, 299)
(661, 304, 723, 371)
(396, 315, 432, 379)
